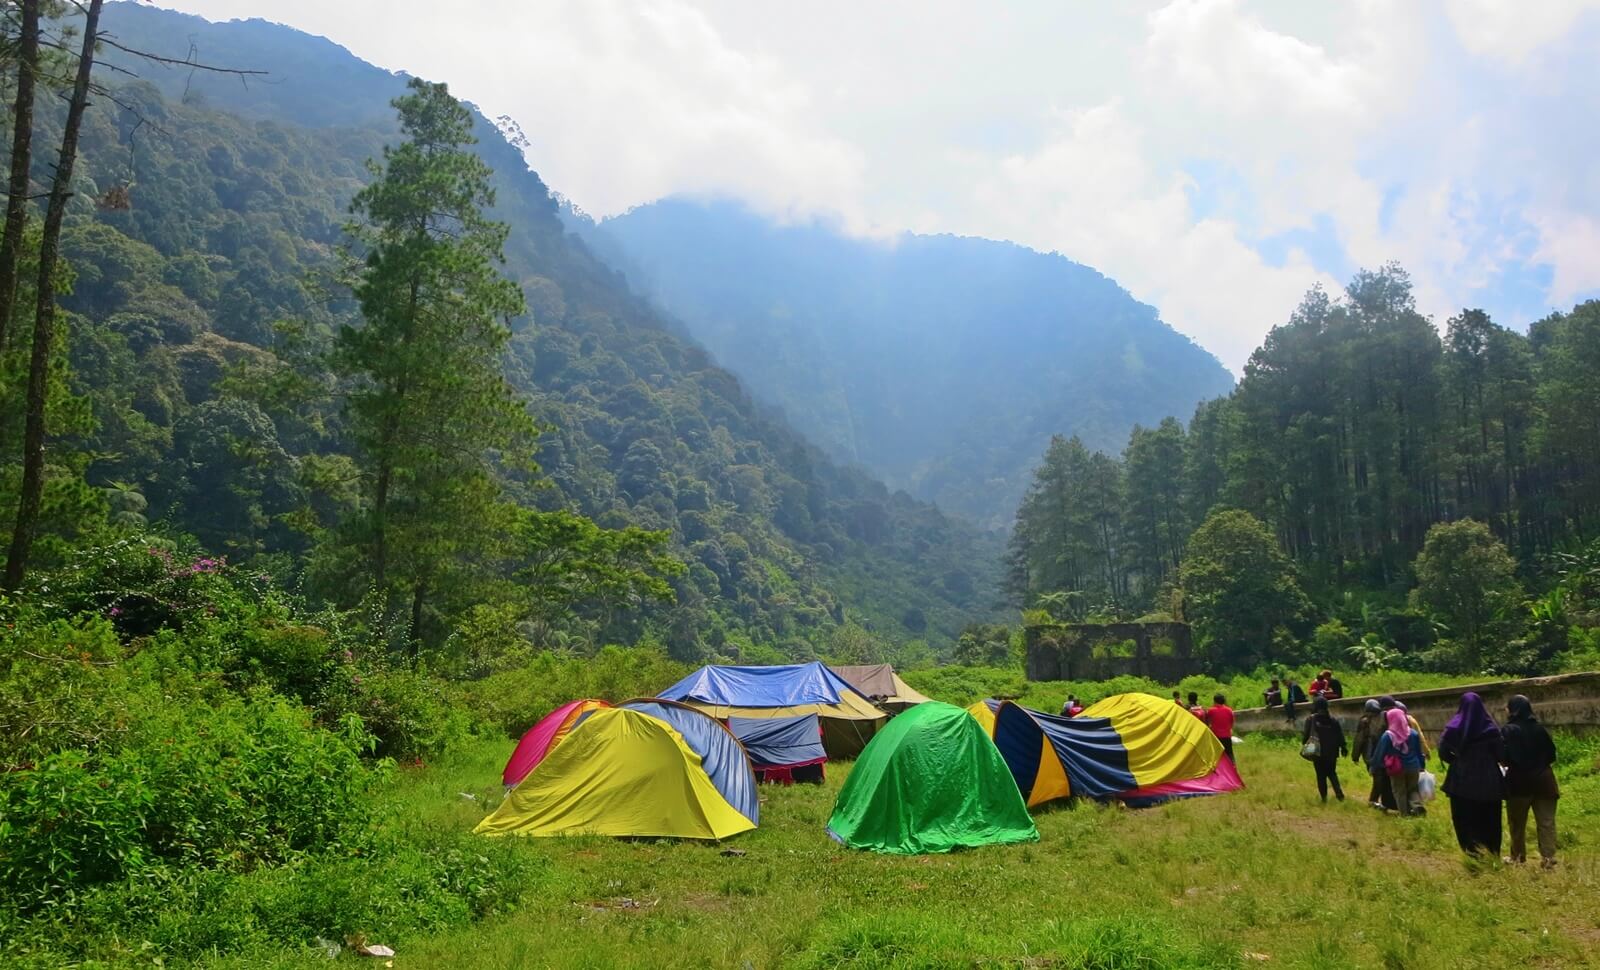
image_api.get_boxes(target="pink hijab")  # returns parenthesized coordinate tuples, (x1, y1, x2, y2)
(1384, 708, 1412, 753)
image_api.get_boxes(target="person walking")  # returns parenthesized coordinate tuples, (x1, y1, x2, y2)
(1373, 707, 1427, 816)
(1379, 696, 1430, 760)
(1501, 694, 1559, 868)
(1187, 692, 1205, 719)
(1438, 691, 1504, 856)
(1351, 698, 1396, 810)
(1206, 693, 1236, 762)
(1302, 697, 1346, 802)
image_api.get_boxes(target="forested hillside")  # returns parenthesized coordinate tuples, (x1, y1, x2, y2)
(1007, 265, 1600, 674)
(0, 1, 999, 659)
(585, 199, 1235, 528)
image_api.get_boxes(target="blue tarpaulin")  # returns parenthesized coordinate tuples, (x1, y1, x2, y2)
(729, 713, 826, 768)
(658, 662, 865, 707)
(619, 699, 760, 824)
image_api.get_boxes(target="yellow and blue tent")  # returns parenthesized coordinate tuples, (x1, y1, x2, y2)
(475, 707, 756, 841)
(980, 693, 1229, 807)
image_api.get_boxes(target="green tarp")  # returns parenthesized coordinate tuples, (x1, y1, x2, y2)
(826, 701, 1040, 854)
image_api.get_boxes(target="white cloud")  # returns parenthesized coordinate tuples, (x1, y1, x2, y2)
(155, 0, 866, 225)
(972, 100, 1336, 369)
(153, 0, 1600, 367)
(1443, 0, 1600, 64)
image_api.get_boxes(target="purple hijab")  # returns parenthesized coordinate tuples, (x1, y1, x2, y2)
(1440, 691, 1499, 747)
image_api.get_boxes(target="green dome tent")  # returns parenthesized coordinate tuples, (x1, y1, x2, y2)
(826, 701, 1039, 854)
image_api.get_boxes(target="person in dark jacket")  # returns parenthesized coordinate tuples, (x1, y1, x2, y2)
(1501, 694, 1559, 867)
(1283, 678, 1308, 723)
(1351, 698, 1395, 809)
(1302, 697, 1347, 802)
(1438, 691, 1504, 856)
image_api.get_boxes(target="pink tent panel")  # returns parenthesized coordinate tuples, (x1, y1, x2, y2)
(501, 699, 610, 787)
(1119, 756, 1244, 806)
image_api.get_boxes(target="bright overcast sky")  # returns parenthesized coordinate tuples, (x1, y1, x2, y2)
(155, 0, 1600, 370)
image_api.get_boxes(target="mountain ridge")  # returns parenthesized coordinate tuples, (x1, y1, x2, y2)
(53, 2, 1003, 657)
(586, 196, 1235, 528)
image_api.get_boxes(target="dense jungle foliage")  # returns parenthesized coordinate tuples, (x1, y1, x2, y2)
(1007, 266, 1600, 675)
(0, 2, 999, 665)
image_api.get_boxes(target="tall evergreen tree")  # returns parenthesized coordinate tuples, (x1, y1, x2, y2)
(329, 77, 536, 645)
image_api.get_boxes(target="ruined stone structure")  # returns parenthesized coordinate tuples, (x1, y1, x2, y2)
(1233, 671, 1600, 739)
(1024, 621, 1202, 683)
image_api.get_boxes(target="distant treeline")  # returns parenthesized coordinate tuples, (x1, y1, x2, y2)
(1008, 265, 1600, 610)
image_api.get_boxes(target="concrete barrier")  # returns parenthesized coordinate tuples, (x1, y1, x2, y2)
(1233, 671, 1600, 743)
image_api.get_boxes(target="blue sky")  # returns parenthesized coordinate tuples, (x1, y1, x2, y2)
(164, 0, 1600, 370)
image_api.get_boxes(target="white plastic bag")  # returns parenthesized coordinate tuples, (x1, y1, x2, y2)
(1417, 770, 1437, 802)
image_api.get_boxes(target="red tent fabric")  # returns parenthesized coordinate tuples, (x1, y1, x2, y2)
(501, 699, 610, 787)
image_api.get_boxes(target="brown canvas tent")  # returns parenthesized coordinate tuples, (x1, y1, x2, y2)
(829, 664, 931, 714)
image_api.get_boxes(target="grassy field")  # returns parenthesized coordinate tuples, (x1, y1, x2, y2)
(222, 721, 1600, 970)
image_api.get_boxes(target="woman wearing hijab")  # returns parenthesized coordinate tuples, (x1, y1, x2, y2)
(1372, 707, 1428, 815)
(1302, 697, 1347, 802)
(1438, 691, 1504, 855)
(1380, 696, 1430, 759)
(1350, 699, 1395, 809)
(1501, 695, 1559, 867)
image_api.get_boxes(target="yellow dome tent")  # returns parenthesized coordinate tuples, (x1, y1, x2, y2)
(475, 707, 756, 841)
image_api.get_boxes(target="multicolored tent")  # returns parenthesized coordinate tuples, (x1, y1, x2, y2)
(729, 712, 826, 783)
(619, 698, 760, 824)
(657, 662, 887, 757)
(829, 664, 932, 713)
(501, 698, 610, 787)
(980, 693, 1240, 807)
(827, 701, 1039, 854)
(475, 707, 756, 841)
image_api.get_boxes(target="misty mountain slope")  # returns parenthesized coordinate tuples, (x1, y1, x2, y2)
(66, 2, 1000, 654)
(590, 199, 1236, 528)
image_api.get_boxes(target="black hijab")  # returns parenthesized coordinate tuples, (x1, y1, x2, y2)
(1503, 694, 1556, 771)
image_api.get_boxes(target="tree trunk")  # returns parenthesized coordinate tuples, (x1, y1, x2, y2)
(3, 0, 103, 592)
(409, 578, 427, 661)
(0, 0, 40, 354)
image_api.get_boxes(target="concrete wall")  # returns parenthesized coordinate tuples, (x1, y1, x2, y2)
(1233, 671, 1600, 741)
(1025, 622, 1202, 682)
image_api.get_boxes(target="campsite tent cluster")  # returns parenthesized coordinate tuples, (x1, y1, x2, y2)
(475, 663, 1241, 853)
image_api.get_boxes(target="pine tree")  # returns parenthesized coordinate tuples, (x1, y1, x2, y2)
(330, 78, 536, 647)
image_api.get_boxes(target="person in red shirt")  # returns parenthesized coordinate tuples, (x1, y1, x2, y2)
(1308, 673, 1330, 698)
(1205, 693, 1236, 762)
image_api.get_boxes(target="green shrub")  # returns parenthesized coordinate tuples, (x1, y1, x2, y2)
(0, 690, 375, 916)
(3, 828, 546, 965)
(320, 658, 467, 761)
(0, 607, 129, 769)
(455, 644, 689, 737)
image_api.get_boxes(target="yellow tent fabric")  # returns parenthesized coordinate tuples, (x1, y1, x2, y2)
(1079, 692, 1221, 787)
(475, 707, 756, 841)
(965, 699, 996, 735)
(972, 700, 1072, 806)
(829, 664, 933, 710)
(677, 695, 888, 759)
(1025, 731, 1072, 808)
(674, 691, 886, 722)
